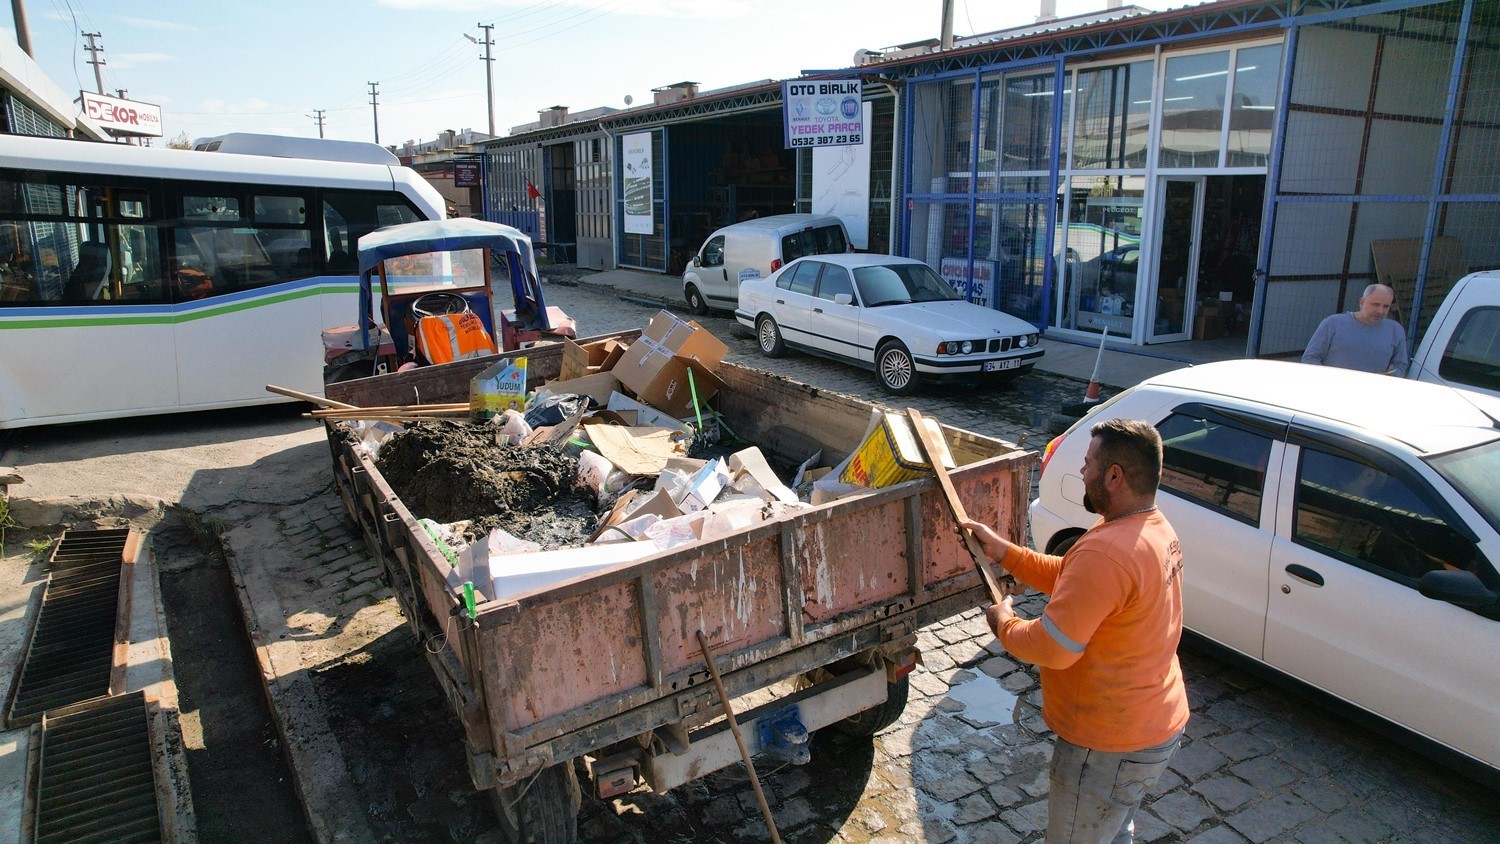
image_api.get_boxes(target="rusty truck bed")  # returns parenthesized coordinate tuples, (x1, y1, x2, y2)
(323, 331, 1034, 789)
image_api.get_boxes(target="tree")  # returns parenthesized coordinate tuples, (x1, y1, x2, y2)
(167, 131, 192, 150)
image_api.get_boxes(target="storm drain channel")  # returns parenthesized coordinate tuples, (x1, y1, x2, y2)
(33, 691, 163, 844)
(6, 528, 133, 727)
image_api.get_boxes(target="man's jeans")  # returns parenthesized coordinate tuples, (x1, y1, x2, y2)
(1046, 731, 1182, 843)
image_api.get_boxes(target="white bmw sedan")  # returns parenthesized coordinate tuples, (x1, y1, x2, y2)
(1029, 360, 1500, 786)
(735, 254, 1042, 394)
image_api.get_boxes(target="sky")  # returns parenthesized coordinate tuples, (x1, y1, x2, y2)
(7, 0, 1184, 148)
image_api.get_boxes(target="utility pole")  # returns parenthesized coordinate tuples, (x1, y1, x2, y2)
(367, 82, 380, 144)
(307, 109, 326, 138)
(11, 0, 33, 56)
(82, 31, 106, 93)
(476, 23, 495, 137)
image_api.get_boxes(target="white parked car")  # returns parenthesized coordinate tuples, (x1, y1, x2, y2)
(1029, 360, 1500, 785)
(735, 254, 1042, 394)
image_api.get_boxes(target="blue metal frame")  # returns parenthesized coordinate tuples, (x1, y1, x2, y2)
(1247, 23, 1300, 357)
(1412, 0, 1475, 347)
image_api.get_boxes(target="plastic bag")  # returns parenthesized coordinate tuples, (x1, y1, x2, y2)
(492, 408, 532, 446)
(524, 393, 591, 428)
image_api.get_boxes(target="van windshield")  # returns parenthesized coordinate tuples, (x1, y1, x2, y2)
(854, 264, 961, 307)
(781, 225, 847, 262)
(1426, 437, 1500, 534)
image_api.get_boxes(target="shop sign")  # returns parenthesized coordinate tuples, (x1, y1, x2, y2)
(454, 160, 480, 187)
(622, 132, 654, 235)
(782, 80, 862, 149)
(78, 91, 163, 137)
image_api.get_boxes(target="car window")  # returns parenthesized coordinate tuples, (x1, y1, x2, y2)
(1157, 412, 1273, 524)
(1437, 306, 1500, 393)
(816, 264, 854, 302)
(779, 260, 821, 295)
(853, 263, 961, 306)
(1427, 438, 1500, 535)
(781, 224, 847, 262)
(1294, 448, 1481, 583)
(701, 236, 725, 268)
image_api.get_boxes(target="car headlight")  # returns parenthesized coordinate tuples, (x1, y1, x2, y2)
(961, 340, 973, 355)
(1017, 335, 1029, 348)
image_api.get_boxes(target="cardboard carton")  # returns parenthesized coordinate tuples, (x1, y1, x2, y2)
(560, 337, 626, 382)
(612, 311, 728, 417)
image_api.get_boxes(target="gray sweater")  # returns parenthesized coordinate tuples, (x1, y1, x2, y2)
(1301, 312, 1409, 376)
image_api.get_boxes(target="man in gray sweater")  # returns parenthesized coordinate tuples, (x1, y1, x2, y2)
(1301, 283, 1409, 376)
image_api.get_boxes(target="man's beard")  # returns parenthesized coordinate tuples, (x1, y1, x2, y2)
(1083, 479, 1110, 515)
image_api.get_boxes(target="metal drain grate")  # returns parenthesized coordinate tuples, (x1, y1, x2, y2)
(6, 528, 132, 727)
(34, 690, 164, 844)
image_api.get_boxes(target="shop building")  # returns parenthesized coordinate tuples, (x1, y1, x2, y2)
(483, 0, 1498, 357)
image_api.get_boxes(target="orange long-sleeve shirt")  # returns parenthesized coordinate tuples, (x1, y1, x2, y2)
(999, 510, 1189, 752)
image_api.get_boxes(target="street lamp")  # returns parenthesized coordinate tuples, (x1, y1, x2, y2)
(465, 26, 496, 137)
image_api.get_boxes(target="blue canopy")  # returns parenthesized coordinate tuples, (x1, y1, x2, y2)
(357, 217, 536, 276)
(355, 217, 552, 350)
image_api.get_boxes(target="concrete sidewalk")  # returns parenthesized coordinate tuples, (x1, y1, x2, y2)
(556, 266, 1190, 391)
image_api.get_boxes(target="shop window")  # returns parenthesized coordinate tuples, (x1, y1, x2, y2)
(1071, 61, 1153, 169)
(1160, 51, 1230, 168)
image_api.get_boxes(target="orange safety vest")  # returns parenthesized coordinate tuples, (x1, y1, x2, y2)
(416, 312, 495, 364)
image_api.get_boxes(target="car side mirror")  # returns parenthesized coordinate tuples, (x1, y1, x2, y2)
(834, 293, 853, 305)
(692, 255, 701, 268)
(1419, 569, 1500, 616)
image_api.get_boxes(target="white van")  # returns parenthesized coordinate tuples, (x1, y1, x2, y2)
(681, 214, 850, 314)
(1410, 270, 1500, 399)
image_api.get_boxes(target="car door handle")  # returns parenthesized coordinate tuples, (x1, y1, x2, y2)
(813, 307, 824, 314)
(723, 269, 729, 282)
(1284, 563, 1324, 587)
(776, 298, 785, 305)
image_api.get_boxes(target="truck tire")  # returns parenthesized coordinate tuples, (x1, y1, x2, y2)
(490, 762, 581, 844)
(832, 674, 911, 737)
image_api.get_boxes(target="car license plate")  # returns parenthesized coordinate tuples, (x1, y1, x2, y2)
(983, 359, 1021, 372)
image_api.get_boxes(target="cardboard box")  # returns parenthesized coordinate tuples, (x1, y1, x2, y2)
(838, 411, 955, 489)
(612, 312, 728, 417)
(560, 337, 626, 382)
(1192, 313, 1224, 341)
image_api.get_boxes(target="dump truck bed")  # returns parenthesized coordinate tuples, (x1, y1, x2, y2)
(323, 331, 1034, 789)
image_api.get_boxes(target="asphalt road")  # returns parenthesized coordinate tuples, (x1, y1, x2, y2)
(2, 277, 1496, 843)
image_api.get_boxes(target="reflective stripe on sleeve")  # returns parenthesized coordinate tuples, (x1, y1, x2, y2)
(1042, 613, 1086, 654)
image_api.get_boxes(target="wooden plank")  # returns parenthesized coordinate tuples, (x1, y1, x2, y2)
(906, 408, 1012, 604)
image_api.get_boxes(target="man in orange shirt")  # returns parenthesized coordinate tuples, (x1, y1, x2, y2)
(962, 418, 1188, 843)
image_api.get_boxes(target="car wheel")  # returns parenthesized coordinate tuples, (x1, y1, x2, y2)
(756, 315, 786, 358)
(876, 341, 919, 395)
(684, 284, 708, 316)
(1046, 531, 1082, 556)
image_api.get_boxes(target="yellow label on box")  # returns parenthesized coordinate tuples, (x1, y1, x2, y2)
(839, 412, 931, 489)
(470, 356, 528, 421)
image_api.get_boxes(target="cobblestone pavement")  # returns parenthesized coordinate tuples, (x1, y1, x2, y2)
(265, 277, 1497, 843)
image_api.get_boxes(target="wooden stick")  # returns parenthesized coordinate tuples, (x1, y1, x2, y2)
(696, 631, 781, 844)
(309, 403, 469, 415)
(266, 384, 359, 410)
(906, 408, 1014, 604)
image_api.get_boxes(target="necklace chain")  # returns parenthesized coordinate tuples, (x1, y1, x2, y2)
(1107, 505, 1158, 523)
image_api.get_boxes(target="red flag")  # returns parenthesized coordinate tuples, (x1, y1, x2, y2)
(525, 180, 541, 200)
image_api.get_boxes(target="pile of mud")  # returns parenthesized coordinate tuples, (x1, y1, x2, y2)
(375, 422, 597, 547)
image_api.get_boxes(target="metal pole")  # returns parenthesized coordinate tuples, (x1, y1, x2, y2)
(11, 0, 33, 56)
(478, 22, 495, 137)
(82, 31, 105, 94)
(695, 631, 781, 844)
(368, 82, 380, 145)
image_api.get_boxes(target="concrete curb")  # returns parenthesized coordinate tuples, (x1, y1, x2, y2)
(220, 522, 376, 844)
